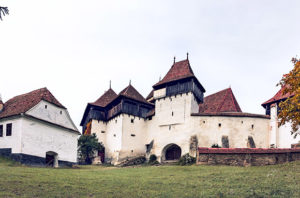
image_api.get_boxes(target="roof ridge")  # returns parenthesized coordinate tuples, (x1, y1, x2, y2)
(217, 88, 231, 112)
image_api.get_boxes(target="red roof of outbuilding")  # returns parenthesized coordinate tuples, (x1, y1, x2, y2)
(90, 88, 117, 107)
(0, 87, 65, 119)
(262, 86, 294, 107)
(199, 88, 242, 113)
(153, 59, 195, 87)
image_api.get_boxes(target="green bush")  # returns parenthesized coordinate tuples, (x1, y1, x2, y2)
(211, 144, 221, 148)
(178, 153, 196, 166)
(148, 154, 159, 165)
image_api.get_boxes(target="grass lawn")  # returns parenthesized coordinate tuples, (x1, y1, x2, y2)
(0, 157, 299, 198)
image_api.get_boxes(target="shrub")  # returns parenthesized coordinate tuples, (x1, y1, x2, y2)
(148, 154, 159, 165)
(178, 153, 196, 166)
(211, 144, 221, 148)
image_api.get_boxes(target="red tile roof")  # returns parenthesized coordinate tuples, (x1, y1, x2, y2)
(192, 112, 269, 119)
(199, 88, 242, 113)
(0, 87, 65, 119)
(90, 88, 117, 107)
(198, 147, 300, 154)
(153, 59, 195, 87)
(262, 85, 294, 107)
(119, 84, 151, 105)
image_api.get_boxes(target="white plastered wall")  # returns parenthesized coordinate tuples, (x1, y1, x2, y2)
(21, 117, 78, 162)
(120, 115, 147, 160)
(270, 104, 300, 148)
(146, 92, 270, 162)
(26, 100, 78, 131)
(0, 118, 23, 153)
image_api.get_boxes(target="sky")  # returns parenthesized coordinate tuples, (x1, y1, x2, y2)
(1, 0, 300, 130)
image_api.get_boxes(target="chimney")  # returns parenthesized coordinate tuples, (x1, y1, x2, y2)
(0, 94, 3, 112)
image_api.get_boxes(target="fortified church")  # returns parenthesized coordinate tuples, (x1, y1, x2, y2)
(81, 55, 278, 164)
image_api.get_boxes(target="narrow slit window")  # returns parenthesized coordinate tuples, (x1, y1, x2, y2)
(218, 123, 222, 127)
(45, 105, 47, 109)
(131, 134, 136, 137)
(131, 119, 134, 123)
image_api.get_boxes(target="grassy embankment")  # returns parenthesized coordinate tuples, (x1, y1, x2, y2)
(0, 156, 299, 198)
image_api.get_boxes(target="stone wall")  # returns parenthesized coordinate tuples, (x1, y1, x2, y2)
(197, 148, 300, 166)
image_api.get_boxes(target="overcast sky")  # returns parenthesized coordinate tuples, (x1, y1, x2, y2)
(1, 0, 300, 130)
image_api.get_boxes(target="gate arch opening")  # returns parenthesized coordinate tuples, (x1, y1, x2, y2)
(46, 151, 58, 167)
(162, 144, 182, 161)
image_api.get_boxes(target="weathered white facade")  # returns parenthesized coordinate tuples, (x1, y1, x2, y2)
(0, 88, 79, 166)
(81, 58, 279, 165)
(269, 104, 300, 148)
(87, 91, 270, 164)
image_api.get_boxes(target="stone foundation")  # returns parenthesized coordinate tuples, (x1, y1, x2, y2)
(0, 148, 74, 167)
(197, 148, 300, 166)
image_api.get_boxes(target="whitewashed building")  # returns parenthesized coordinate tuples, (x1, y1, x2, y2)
(81, 56, 282, 165)
(262, 87, 300, 148)
(0, 88, 80, 167)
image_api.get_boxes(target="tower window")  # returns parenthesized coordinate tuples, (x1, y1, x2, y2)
(101, 131, 105, 133)
(131, 134, 136, 137)
(169, 125, 171, 130)
(115, 120, 117, 123)
(45, 105, 47, 109)
(218, 123, 222, 127)
(113, 134, 116, 137)
(172, 111, 174, 116)
(131, 119, 134, 123)
(60, 110, 62, 115)
(251, 124, 254, 129)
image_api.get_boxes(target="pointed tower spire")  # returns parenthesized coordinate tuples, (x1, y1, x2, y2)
(173, 56, 176, 64)
(187, 52, 189, 60)
(129, 79, 131, 85)
(109, 80, 111, 89)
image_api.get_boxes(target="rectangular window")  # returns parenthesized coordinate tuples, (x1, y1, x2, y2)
(0, 125, 3, 137)
(6, 123, 12, 136)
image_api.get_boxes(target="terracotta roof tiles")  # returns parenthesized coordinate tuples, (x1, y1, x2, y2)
(119, 84, 151, 105)
(90, 88, 117, 107)
(262, 85, 294, 107)
(153, 59, 195, 87)
(199, 88, 242, 113)
(0, 87, 65, 119)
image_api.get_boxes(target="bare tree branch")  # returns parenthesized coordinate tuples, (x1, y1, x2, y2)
(0, 6, 9, 21)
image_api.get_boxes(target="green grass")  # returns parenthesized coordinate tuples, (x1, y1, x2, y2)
(0, 157, 299, 198)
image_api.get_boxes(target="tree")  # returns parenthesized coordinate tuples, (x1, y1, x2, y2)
(78, 134, 104, 164)
(278, 58, 300, 137)
(0, 7, 9, 20)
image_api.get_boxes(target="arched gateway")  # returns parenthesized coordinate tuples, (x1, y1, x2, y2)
(162, 144, 182, 161)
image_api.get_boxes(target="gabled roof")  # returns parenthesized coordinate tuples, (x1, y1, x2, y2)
(90, 88, 117, 107)
(199, 88, 242, 113)
(0, 87, 65, 119)
(118, 84, 151, 105)
(153, 59, 195, 87)
(262, 85, 294, 107)
(146, 89, 154, 100)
